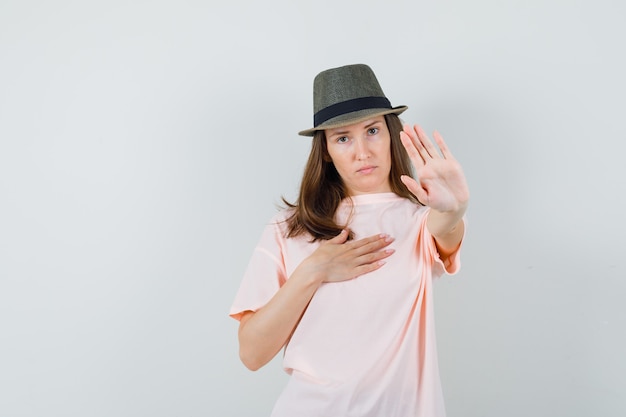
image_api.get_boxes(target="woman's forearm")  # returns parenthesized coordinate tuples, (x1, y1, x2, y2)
(427, 204, 467, 257)
(237, 266, 322, 371)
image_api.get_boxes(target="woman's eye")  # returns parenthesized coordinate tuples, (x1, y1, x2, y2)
(368, 127, 379, 135)
(337, 136, 349, 143)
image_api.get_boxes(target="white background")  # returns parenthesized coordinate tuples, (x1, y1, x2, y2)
(1, 1, 625, 416)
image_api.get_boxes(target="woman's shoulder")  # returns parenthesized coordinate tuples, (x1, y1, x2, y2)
(267, 206, 295, 223)
(258, 206, 295, 237)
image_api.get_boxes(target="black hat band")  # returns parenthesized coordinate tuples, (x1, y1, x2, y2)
(313, 96, 392, 127)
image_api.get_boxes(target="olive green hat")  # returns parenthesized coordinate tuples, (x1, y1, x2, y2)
(298, 64, 408, 136)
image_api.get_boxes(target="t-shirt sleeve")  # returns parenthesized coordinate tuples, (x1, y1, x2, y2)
(419, 208, 466, 278)
(229, 219, 288, 321)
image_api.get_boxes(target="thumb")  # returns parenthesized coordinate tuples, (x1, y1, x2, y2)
(401, 175, 424, 197)
(328, 228, 350, 244)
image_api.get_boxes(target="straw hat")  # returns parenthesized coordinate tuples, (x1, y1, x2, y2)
(298, 64, 407, 136)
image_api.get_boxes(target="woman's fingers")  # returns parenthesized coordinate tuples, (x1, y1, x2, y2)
(328, 228, 350, 244)
(401, 124, 444, 168)
(433, 130, 455, 160)
(400, 174, 427, 203)
(318, 233, 395, 282)
(343, 234, 394, 274)
(356, 246, 395, 266)
(414, 125, 443, 160)
(351, 258, 389, 277)
(404, 123, 449, 163)
(401, 129, 425, 168)
(347, 233, 393, 253)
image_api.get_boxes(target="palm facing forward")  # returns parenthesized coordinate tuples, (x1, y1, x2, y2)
(399, 124, 469, 213)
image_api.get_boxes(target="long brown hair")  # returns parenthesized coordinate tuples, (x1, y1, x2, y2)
(282, 114, 419, 241)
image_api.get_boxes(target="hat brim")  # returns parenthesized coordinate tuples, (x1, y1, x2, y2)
(298, 105, 408, 137)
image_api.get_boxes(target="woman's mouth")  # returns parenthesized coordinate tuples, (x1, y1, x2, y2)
(357, 165, 376, 174)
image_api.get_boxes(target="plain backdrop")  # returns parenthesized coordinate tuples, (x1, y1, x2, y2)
(1, 1, 625, 416)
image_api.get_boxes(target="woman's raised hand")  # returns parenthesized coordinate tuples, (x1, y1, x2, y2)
(399, 124, 470, 213)
(299, 230, 395, 284)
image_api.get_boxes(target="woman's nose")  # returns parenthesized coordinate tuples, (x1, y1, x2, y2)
(354, 138, 370, 160)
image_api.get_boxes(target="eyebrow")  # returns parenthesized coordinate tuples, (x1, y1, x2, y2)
(328, 120, 382, 136)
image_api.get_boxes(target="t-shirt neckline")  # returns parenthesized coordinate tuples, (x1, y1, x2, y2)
(342, 192, 403, 206)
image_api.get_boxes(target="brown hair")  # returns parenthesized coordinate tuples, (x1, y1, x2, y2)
(282, 114, 420, 241)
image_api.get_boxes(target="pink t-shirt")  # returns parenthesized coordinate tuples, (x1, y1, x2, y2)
(230, 193, 463, 417)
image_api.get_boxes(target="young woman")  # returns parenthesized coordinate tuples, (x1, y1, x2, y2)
(230, 64, 469, 417)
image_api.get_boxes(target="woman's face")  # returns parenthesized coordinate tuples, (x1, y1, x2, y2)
(325, 116, 392, 195)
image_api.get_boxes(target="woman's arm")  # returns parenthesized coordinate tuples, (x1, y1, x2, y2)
(399, 123, 470, 261)
(427, 207, 466, 261)
(237, 265, 322, 371)
(237, 230, 395, 371)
